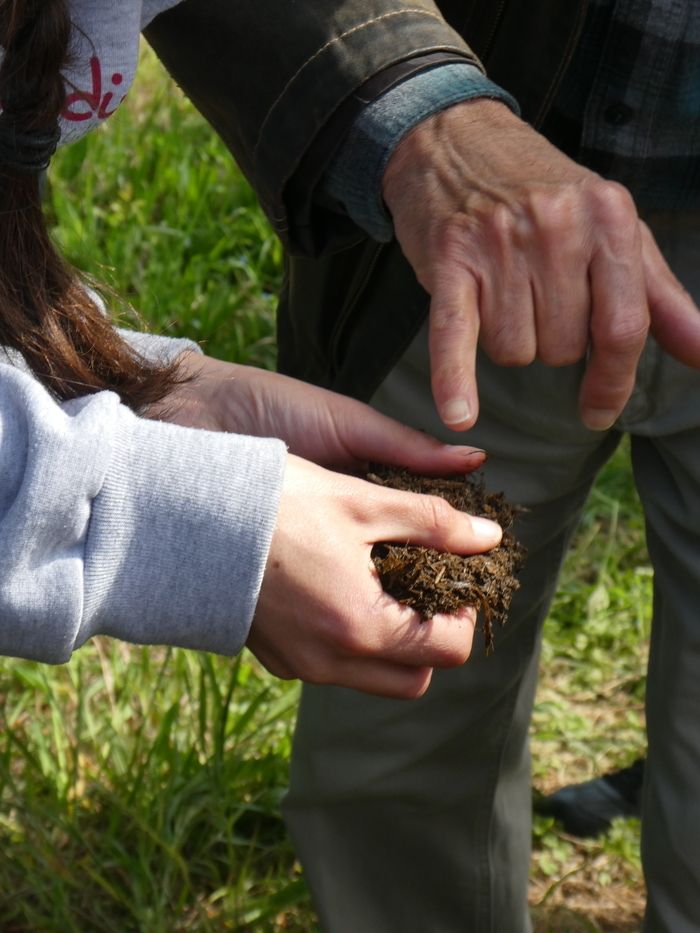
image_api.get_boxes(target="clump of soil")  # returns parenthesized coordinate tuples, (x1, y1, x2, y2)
(369, 467, 526, 652)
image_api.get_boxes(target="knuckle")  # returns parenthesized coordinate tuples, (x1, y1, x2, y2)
(593, 314, 649, 352)
(528, 187, 580, 234)
(432, 216, 474, 264)
(431, 302, 468, 337)
(324, 609, 375, 658)
(436, 619, 476, 667)
(398, 670, 432, 700)
(587, 178, 636, 224)
(419, 494, 455, 534)
(437, 641, 472, 667)
(490, 202, 518, 240)
(429, 219, 468, 263)
(335, 626, 370, 658)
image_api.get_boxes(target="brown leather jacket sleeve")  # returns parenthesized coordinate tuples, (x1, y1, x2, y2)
(144, 0, 477, 249)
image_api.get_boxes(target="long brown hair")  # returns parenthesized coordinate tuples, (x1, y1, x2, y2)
(0, 0, 182, 410)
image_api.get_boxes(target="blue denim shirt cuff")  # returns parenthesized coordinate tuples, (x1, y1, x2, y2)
(324, 63, 519, 242)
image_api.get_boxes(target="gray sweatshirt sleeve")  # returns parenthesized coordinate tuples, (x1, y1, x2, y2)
(0, 362, 286, 663)
(117, 328, 201, 363)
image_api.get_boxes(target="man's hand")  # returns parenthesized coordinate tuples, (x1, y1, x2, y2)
(157, 352, 486, 474)
(249, 455, 502, 699)
(382, 99, 700, 431)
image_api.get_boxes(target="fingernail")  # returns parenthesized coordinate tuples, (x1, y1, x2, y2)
(582, 409, 617, 431)
(470, 516, 502, 545)
(446, 446, 485, 458)
(463, 449, 488, 464)
(442, 399, 471, 426)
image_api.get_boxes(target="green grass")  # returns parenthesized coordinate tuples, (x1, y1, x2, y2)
(530, 440, 648, 931)
(0, 50, 648, 931)
(0, 650, 306, 931)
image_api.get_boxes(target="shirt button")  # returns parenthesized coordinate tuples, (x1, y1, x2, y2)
(604, 102, 635, 126)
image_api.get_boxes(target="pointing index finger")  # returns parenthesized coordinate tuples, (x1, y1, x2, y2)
(428, 269, 481, 431)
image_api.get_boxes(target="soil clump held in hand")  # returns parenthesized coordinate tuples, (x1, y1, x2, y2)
(369, 467, 526, 652)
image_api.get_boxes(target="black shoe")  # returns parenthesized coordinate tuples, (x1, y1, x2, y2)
(534, 757, 645, 838)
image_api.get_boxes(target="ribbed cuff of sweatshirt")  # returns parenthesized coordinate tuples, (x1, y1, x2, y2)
(324, 63, 519, 242)
(80, 410, 286, 657)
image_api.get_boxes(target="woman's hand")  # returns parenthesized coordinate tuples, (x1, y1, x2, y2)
(154, 354, 497, 698)
(155, 352, 486, 475)
(248, 455, 502, 699)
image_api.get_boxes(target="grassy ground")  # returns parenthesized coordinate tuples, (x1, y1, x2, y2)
(530, 442, 648, 932)
(0, 51, 648, 930)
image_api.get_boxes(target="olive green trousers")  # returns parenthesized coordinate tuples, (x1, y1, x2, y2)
(283, 211, 700, 933)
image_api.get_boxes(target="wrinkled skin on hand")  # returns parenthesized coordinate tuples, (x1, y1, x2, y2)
(154, 353, 500, 698)
(383, 99, 700, 432)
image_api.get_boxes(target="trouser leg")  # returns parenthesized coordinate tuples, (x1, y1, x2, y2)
(633, 431, 700, 933)
(284, 343, 620, 933)
(624, 210, 700, 933)
(285, 211, 700, 930)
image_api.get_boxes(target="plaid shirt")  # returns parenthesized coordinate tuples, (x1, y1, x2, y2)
(544, 0, 700, 209)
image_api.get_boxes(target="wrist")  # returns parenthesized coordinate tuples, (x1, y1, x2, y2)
(150, 353, 245, 432)
(382, 98, 522, 208)
(325, 65, 518, 242)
